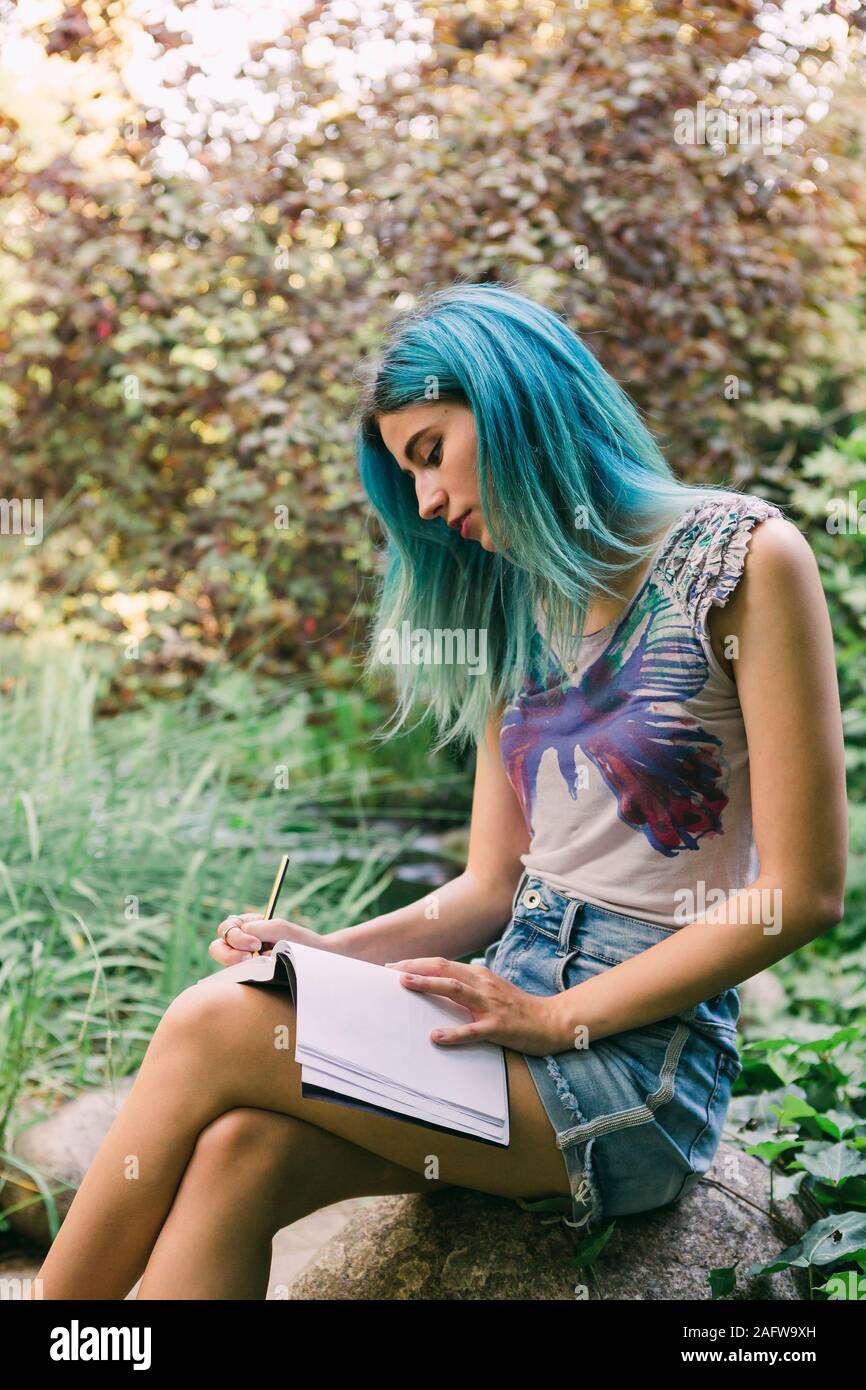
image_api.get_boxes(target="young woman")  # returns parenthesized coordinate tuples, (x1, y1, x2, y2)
(30, 283, 847, 1299)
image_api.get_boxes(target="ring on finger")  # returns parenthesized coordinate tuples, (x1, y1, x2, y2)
(220, 918, 241, 946)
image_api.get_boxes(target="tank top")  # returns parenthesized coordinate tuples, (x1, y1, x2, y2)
(499, 490, 786, 929)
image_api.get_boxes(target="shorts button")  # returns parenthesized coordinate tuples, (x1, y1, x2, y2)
(522, 889, 542, 909)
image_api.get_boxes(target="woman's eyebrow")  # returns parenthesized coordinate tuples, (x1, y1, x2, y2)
(403, 427, 432, 466)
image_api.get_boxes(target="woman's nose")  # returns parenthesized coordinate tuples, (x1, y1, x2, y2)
(416, 483, 447, 522)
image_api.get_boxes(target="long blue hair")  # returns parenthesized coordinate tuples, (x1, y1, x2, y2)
(352, 280, 734, 754)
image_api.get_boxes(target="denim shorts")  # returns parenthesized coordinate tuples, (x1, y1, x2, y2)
(480, 872, 743, 1235)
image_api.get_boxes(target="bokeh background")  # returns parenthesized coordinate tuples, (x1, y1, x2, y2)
(2, 0, 866, 1290)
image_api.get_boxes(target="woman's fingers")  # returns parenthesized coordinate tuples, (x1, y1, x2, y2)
(218, 914, 304, 941)
(207, 937, 253, 966)
(394, 970, 485, 1011)
(217, 914, 262, 944)
(215, 914, 264, 955)
(239, 915, 305, 936)
(384, 956, 487, 984)
(209, 909, 302, 970)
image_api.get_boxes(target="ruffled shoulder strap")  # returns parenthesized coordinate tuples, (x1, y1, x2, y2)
(653, 491, 786, 645)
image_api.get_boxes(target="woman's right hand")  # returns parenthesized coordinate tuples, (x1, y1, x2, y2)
(208, 912, 336, 967)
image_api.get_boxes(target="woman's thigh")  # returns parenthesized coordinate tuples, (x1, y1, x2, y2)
(165, 960, 570, 1204)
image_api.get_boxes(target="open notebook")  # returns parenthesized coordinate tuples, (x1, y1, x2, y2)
(234, 940, 510, 1147)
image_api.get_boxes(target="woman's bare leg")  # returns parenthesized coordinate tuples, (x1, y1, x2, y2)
(27, 990, 247, 1300)
(30, 961, 569, 1299)
(135, 1108, 444, 1300)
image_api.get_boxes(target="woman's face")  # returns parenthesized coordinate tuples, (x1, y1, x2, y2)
(377, 402, 497, 552)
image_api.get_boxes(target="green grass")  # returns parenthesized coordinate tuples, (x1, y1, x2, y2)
(0, 635, 471, 1144)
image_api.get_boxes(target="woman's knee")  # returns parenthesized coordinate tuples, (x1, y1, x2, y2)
(154, 975, 225, 1043)
(145, 971, 299, 1114)
(159, 963, 293, 1042)
(192, 1107, 303, 1173)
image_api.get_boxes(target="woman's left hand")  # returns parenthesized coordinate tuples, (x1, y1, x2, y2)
(384, 957, 563, 1055)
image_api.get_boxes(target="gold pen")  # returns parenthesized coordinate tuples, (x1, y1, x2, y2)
(252, 854, 291, 957)
(265, 854, 291, 922)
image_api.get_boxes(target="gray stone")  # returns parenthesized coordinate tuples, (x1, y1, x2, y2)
(286, 1142, 810, 1300)
(0, 1249, 43, 1297)
(2, 1075, 138, 1246)
(268, 1197, 383, 1299)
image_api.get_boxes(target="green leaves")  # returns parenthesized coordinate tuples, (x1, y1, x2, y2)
(708, 1264, 738, 1299)
(2, 0, 865, 704)
(795, 1143, 866, 1186)
(746, 1212, 866, 1277)
(571, 1221, 616, 1268)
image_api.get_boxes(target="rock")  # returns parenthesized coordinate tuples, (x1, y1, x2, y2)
(286, 1141, 810, 1300)
(287, 1186, 576, 1300)
(268, 1197, 383, 1298)
(0, 1249, 43, 1298)
(579, 1142, 810, 1301)
(2, 1075, 138, 1246)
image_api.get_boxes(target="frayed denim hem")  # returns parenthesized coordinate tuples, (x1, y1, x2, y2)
(545, 1056, 605, 1235)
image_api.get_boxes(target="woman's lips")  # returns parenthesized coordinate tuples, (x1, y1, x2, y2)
(459, 511, 472, 539)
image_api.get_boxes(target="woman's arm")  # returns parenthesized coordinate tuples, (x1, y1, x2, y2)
(327, 704, 531, 966)
(545, 516, 848, 1050)
(387, 517, 849, 1056)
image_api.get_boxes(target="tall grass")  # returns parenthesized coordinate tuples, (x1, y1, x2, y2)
(0, 635, 470, 1150)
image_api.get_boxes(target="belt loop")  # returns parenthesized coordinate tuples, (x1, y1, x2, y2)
(511, 869, 529, 915)
(558, 897, 582, 954)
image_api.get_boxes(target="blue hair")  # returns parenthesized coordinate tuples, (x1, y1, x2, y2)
(352, 281, 734, 754)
